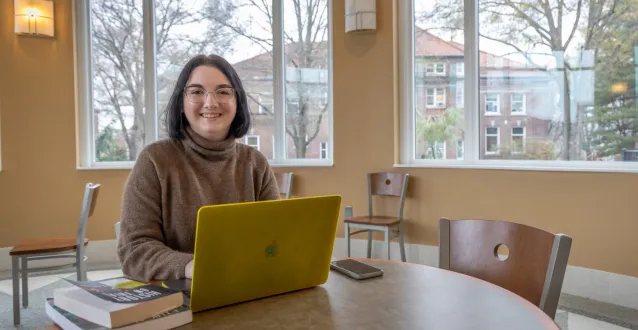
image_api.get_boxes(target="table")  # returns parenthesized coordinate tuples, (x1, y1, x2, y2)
(50, 259, 560, 329)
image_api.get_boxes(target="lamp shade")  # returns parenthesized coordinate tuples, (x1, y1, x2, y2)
(14, 0, 54, 37)
(345, 0, 376, 33)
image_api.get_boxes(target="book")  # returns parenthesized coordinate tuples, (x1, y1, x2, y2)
(45, 298, 192, 330)
(52, 277, 185, 328)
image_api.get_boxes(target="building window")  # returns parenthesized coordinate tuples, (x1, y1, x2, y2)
(456, 140, 464, 159)
(456, 63, 464, 77)
(423, 141, 446, 159)
(485, 93, 500, 114)
(245, 135, 260, 150)
(320, 142, 328, 159)
(456, 83, 464, 107)
(426, 87, 446, 108)
(75, 0, 333, 168)
(400, 0, 638, 172)
(426, 62, 446, 76)
(486, 127, 499, 155)
(511, 127, 525, 153)
(511, 93, 526, 114)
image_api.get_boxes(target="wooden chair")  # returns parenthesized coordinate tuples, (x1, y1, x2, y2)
(275, 172, 294, 199)
(344, 172, 409, 261)
(9, 183, 101, 325)
(438, 217, 572, 319)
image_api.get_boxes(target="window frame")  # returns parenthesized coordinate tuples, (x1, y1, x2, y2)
(425, 62, 446, 76)
(511, 126, 525, 154)
(397, 0, 638, 173)
(425, 87, 446, 108)
(245, 135, 261, 150)
(75, 0, 334, 170)
(484, 93, 500, 115)
(485, 127, 499, 155)
(320, 141, 328, 159)
(510, 93, 526, 115)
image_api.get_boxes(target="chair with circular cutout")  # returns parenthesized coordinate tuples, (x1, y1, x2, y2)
(438, 217, 572, 319)
(344, 172, 409, 261)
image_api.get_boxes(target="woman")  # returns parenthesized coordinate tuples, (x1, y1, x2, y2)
(117, 55, 280, 282)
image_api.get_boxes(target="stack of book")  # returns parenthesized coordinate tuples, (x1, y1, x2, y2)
(45, 277, 192, 330)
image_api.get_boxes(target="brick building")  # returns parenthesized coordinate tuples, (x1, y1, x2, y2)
(413, 29, 557, 160)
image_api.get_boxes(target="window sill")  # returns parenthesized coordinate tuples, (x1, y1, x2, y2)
(394, 161, 638, 174)
(484, 113, 501, 116)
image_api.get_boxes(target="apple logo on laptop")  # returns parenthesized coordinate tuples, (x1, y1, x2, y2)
(265, 240, 278, 257)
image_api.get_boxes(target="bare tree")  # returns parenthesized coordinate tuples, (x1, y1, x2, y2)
(91, 0, 235, 160)
(204, 0, 330, 158)
(420, 0, 620, 160)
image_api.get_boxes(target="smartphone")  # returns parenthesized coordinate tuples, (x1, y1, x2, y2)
(330, 259, 383, 280)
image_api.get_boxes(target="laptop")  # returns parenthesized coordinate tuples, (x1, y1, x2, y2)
(163, 195, 342, 313)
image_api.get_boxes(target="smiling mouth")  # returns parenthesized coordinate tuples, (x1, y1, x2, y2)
(201, 112, 221, 119)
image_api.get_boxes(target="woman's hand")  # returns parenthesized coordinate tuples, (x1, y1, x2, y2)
(185, 259, 194, 279)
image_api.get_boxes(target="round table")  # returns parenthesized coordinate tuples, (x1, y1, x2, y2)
(178, 259, 558, 329)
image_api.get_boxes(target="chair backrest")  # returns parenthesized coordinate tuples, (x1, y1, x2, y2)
(438, 217, 572, 319)
(275, 172, 294, 199)
(76, 183, 101, 258)
(367, 172, 409, 219)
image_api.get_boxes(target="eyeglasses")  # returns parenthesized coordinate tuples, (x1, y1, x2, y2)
(184, 86, 235, 104)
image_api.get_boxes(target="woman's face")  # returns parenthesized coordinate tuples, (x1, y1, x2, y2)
(183, 65, 237, 142)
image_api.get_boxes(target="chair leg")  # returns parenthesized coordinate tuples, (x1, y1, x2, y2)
(21, 257, 28, 307)
(345, 223, 351, 258)
(12, 256, 20, 325)
(77, 258, 87, 281)
(399, 225, 406, 262)
(384, 228, 390, 260)
(367, 230, 372, 258)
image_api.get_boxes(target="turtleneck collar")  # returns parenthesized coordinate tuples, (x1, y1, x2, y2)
(182, 126, 237, 159)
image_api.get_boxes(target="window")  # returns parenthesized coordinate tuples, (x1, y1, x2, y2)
(511, 93, 525, 114)
(456, 63, 464, 77)
(456, 140, 464, 159)
(511, 127, 525, 154)
(423, 141, 446, 159)
(426, 87, 446, 108)
(257, 95, 273, 114)
(245, 135, 260, 150)
(426, 62, 446, 76)
(401, 0, 638, 172)
(76, 0, 333, 168)
(456, 84, 464, 107)
(486, 127, 499, 155)
(485, 93, 500, 114)
(320, 142, 328, 159)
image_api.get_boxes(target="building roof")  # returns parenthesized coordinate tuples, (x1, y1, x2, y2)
(232, 28, 534, 71)
(414, 28, 527, 68)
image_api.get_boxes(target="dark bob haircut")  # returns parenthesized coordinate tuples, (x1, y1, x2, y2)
(163, 54, 251, 140)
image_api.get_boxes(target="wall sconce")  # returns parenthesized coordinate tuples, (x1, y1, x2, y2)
(345, 0, 376, 33)
(14, 0, 55, 37)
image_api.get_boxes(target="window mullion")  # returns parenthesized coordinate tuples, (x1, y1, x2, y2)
(77, 0, 93, 167)
(143, 0, 158, 148)
(399, 0, 414, 164)
(464, 0, 479, 164)
(273, 0, 285, 163)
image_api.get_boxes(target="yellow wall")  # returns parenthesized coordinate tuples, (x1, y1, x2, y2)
(1, 0, 637, 277)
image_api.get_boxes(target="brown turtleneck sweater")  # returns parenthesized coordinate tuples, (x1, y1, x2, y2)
(117, 127, 280, 282)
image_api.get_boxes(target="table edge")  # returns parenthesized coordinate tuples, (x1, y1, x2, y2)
(348, 257, 561, 330)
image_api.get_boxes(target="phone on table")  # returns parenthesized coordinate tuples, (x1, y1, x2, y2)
(330, 259, 383, 280)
